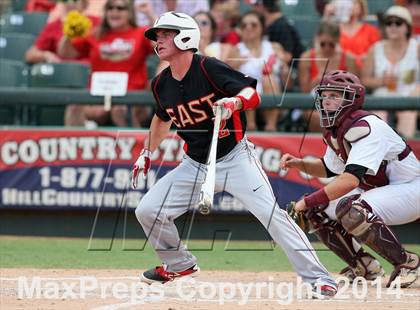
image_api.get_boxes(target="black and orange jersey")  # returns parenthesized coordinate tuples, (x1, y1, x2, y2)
(151, 54, 257, 163)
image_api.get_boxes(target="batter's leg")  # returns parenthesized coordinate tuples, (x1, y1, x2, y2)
(216, 140, 336, 287)
(135, 156, 205, 272)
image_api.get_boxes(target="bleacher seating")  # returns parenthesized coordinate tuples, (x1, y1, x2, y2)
(0, 59, 28, 87)
(367, 0, 394, 15)
(0, 59, 28, 124)
(0, 11, 48, 36)
(0, 32, 35, 61)
(289, 16, 319, 49)
(29, 62, 90, 88)
(10, 0, 28, 12)
(0, 0, 416, 134)
(280, 0, 316, 18)
(28, 62, 90, 125)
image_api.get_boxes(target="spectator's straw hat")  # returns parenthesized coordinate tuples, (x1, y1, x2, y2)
(384, 6, 412, 26)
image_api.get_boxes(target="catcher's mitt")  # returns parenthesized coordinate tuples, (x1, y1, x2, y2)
(286, 201, 310, 232)
(63, 10, 92, 39)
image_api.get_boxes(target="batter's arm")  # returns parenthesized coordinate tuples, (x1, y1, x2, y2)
(233, 87, 261, 111)
(132, 115, 171, 188)
(146, 115, 172, 152)
(214, 87, 261, 118)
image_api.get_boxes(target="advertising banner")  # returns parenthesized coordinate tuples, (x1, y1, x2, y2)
(1, 129, 419, 213)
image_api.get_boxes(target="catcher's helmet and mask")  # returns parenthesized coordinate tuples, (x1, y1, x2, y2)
(315, 70, 366, 128)
(145, 11, 200, 53)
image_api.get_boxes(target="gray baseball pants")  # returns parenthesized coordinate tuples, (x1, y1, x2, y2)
(135, 138, 335, 286)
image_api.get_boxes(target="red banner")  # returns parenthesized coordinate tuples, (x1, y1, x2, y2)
(0, 129, 419, 211)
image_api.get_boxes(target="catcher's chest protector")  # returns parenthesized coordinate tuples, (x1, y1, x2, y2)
(322, 110, 389, 190)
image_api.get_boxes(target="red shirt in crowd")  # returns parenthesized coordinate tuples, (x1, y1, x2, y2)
(35, 15, 100, 60)
(340, 23, 381, 67)
(309, 48, 348, 82)
(26, 0, 56, 12)
(71, 27, 153, 90)
(221, 31, 241, 45)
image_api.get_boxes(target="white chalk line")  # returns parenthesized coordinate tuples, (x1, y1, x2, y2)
(91, 297, 420, 310)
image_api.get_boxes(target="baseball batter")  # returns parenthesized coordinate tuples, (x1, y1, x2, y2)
(131, 11, 337, 296)
(281, 70, 420, 288)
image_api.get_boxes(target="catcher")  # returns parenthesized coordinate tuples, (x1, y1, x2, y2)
(280, 70, 420, 288)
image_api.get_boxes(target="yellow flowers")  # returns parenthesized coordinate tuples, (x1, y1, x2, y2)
(63, 10, 92, 39)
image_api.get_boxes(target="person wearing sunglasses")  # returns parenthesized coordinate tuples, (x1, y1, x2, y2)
(236, 10, 288, 132)
(362, 5, 419, 138)
(25, 0, 100, 64)
(193, 11, 240, 70)
(298, 21, 357, 132)
(58, 0, 154, 127)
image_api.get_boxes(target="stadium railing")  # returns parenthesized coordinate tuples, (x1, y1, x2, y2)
(0, 86, 418, 125)
(0, 86, 418, 109)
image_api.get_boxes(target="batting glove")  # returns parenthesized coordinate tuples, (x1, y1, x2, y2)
(131, 149, 152, 189)
(212, 97, 240, 120)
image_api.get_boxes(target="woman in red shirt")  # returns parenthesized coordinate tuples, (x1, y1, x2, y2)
(334, 0, 381, 68)
(59, 0, 153, 127)
(299, 22, 358, 93)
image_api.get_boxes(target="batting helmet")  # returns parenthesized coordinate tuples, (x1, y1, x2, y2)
(145, 11, 200, 52)
(315, 70, 366, 128)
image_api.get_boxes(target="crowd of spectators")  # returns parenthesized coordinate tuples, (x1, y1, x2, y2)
(362, 4, 419, 138)
(1, 0, 419, 137)
(57, 0, 153, 127)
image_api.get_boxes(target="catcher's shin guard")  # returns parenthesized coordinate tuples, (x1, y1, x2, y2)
(336, 195, 407, 267)
(307, 210, 359, 267)
(306, 209, 383, 280)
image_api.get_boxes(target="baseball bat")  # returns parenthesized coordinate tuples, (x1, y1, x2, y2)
(197, 106, 222, 215)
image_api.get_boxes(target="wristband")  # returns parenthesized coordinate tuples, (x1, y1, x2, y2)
(236, 87, 260, 111)
(304, 188, 329, 209)
(140, 148, 152, 158)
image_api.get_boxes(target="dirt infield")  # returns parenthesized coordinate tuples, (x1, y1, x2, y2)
(1, 268, 419, 310)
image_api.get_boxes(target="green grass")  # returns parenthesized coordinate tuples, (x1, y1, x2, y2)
(1, 236, 419, 274)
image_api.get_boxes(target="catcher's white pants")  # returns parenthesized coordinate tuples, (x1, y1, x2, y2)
(324, 177, 420, 225)
(135, 138, 335, 286)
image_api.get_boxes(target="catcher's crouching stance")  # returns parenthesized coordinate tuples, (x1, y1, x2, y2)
(282, 70, 420, 288)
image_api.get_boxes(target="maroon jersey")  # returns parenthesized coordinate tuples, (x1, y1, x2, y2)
(151, 54, 257, 163)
